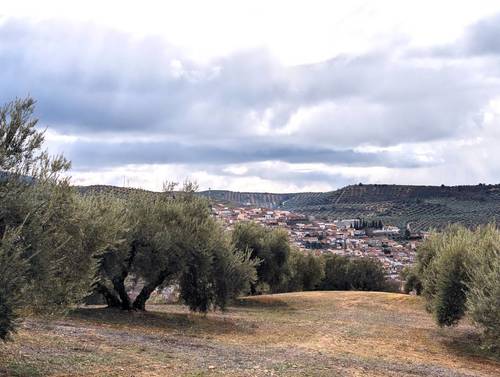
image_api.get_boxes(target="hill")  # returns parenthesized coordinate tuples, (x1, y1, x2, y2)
(1, 291, 498, 376)
(76, 183, 500, 231)
(199, 189, 293, 208)
(199, 184, 500, 231)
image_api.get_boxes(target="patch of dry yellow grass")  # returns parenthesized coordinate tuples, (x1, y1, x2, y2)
(1, 291, 498, 376)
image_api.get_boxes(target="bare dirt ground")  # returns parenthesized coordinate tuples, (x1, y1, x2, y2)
(0, 291, 498, 376)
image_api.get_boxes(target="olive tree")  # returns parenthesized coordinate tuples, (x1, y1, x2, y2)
(0, 227, 27, 340)
(415, 225, 473, 326)
(94, 187, 257, 312)
(287, 249, 324, 292)
(415, 223, 500, 352)
(0, 98, 99, 339)
(465, 225, 500, 352)
(232, 222, 291, 294)
(94, 191, 185, 310)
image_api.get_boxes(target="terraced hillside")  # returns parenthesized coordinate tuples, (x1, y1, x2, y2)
(279, 184, 500, 231)
(76, 186, 293, 208)
(77, 184, 157, 198)
(76, 184, 500, 231)
(199, 189, 294, 208)
(197, 184, 500, 231)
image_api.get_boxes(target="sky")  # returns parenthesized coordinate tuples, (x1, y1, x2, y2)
(1, 1, 500, 192)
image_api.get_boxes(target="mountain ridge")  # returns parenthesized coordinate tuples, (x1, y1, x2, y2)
(76, 183, 500, 231)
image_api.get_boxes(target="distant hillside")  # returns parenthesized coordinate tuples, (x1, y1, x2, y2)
(76, 183, 500, 231)
(76, 184, 155, 198)
(197, 184, 500, 231)
(76, 186, 293, 207)
(198, 189, 294, 208)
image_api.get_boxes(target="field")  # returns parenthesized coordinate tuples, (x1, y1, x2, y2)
(1, 292, 498, 377)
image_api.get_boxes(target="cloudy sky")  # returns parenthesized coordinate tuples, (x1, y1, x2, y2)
(2, 1, 500, 192)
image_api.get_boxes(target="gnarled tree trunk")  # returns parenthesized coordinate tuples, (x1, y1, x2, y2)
(132, 269, 172, 311)
(94, 282, 121, 308)
(112, 276, 132, 310)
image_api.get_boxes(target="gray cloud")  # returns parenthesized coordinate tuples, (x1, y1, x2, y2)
(422, 13, 500, 57)
(464, 13, 500, 55)
(1, 15, 500, 189)
(65, 139, 427, 170)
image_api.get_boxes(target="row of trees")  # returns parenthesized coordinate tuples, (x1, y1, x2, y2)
(232, 222, 388, 294)
(0, 98, 259, 340)
(402, 224, 499, 353)
(353, 219, 384, 230)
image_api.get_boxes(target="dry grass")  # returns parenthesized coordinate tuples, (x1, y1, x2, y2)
(0, 291, 498, 376)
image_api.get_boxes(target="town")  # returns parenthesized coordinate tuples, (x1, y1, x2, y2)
(211, 203, 423, 280)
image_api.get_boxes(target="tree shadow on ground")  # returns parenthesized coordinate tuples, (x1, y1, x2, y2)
(68, 306, 257, 336)
(437, 328, 499, 364)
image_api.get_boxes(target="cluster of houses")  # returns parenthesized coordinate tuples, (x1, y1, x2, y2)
(211, 204, 422, 280)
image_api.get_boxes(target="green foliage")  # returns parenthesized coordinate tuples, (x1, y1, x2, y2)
(302, 252, 324, 290)
(180, 221, 257, 312)
(232, 222, 291, 293)
(93, 187, 257, 312)
(94, 189, 189, 310)
(383, 279, 402, 293)
(432, 247, 469, 326)
(286, 248, 324, 291)
(19, 182, 102, 313)
(348, 258, 386, 291)
(0, 97, 87, 339)
(400, 266, 422, 294)
(0, 227, 27, 340)
(465, 225, 500, 352)
(211, 238, 258, 310)
(264, 228, 292, 291)
(0, 97, 120, 338)
(416, 225, 473, 326)
(235, 232, 387, 294)
(415, 224, 500, 351)
(321, 254, 351, 290)
(321, 254, 386, 291)
(285, 249, 305, 292)
(0, 97, 44, 173)
(180, 209, 259, 312)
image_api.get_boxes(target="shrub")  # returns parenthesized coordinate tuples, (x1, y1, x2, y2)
(321, 254, 351, 290)
(415, 224, 500, 351)
(416, 225, 473, 324)
(401, 266, 422, 294)
(180, 224, 257, 312)
(348, 258, 386, 291)
(302, 253, 325, 290)
(433, 249, 469, 326)
(320, 255, 386, 291)
(287, 249, 324, 292)
(465, 225, 500, 352)
(383, 279, 402, 293)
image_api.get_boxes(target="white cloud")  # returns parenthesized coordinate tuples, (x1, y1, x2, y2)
(3, 1, 500, 65)
(3, 3, 500, 192)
